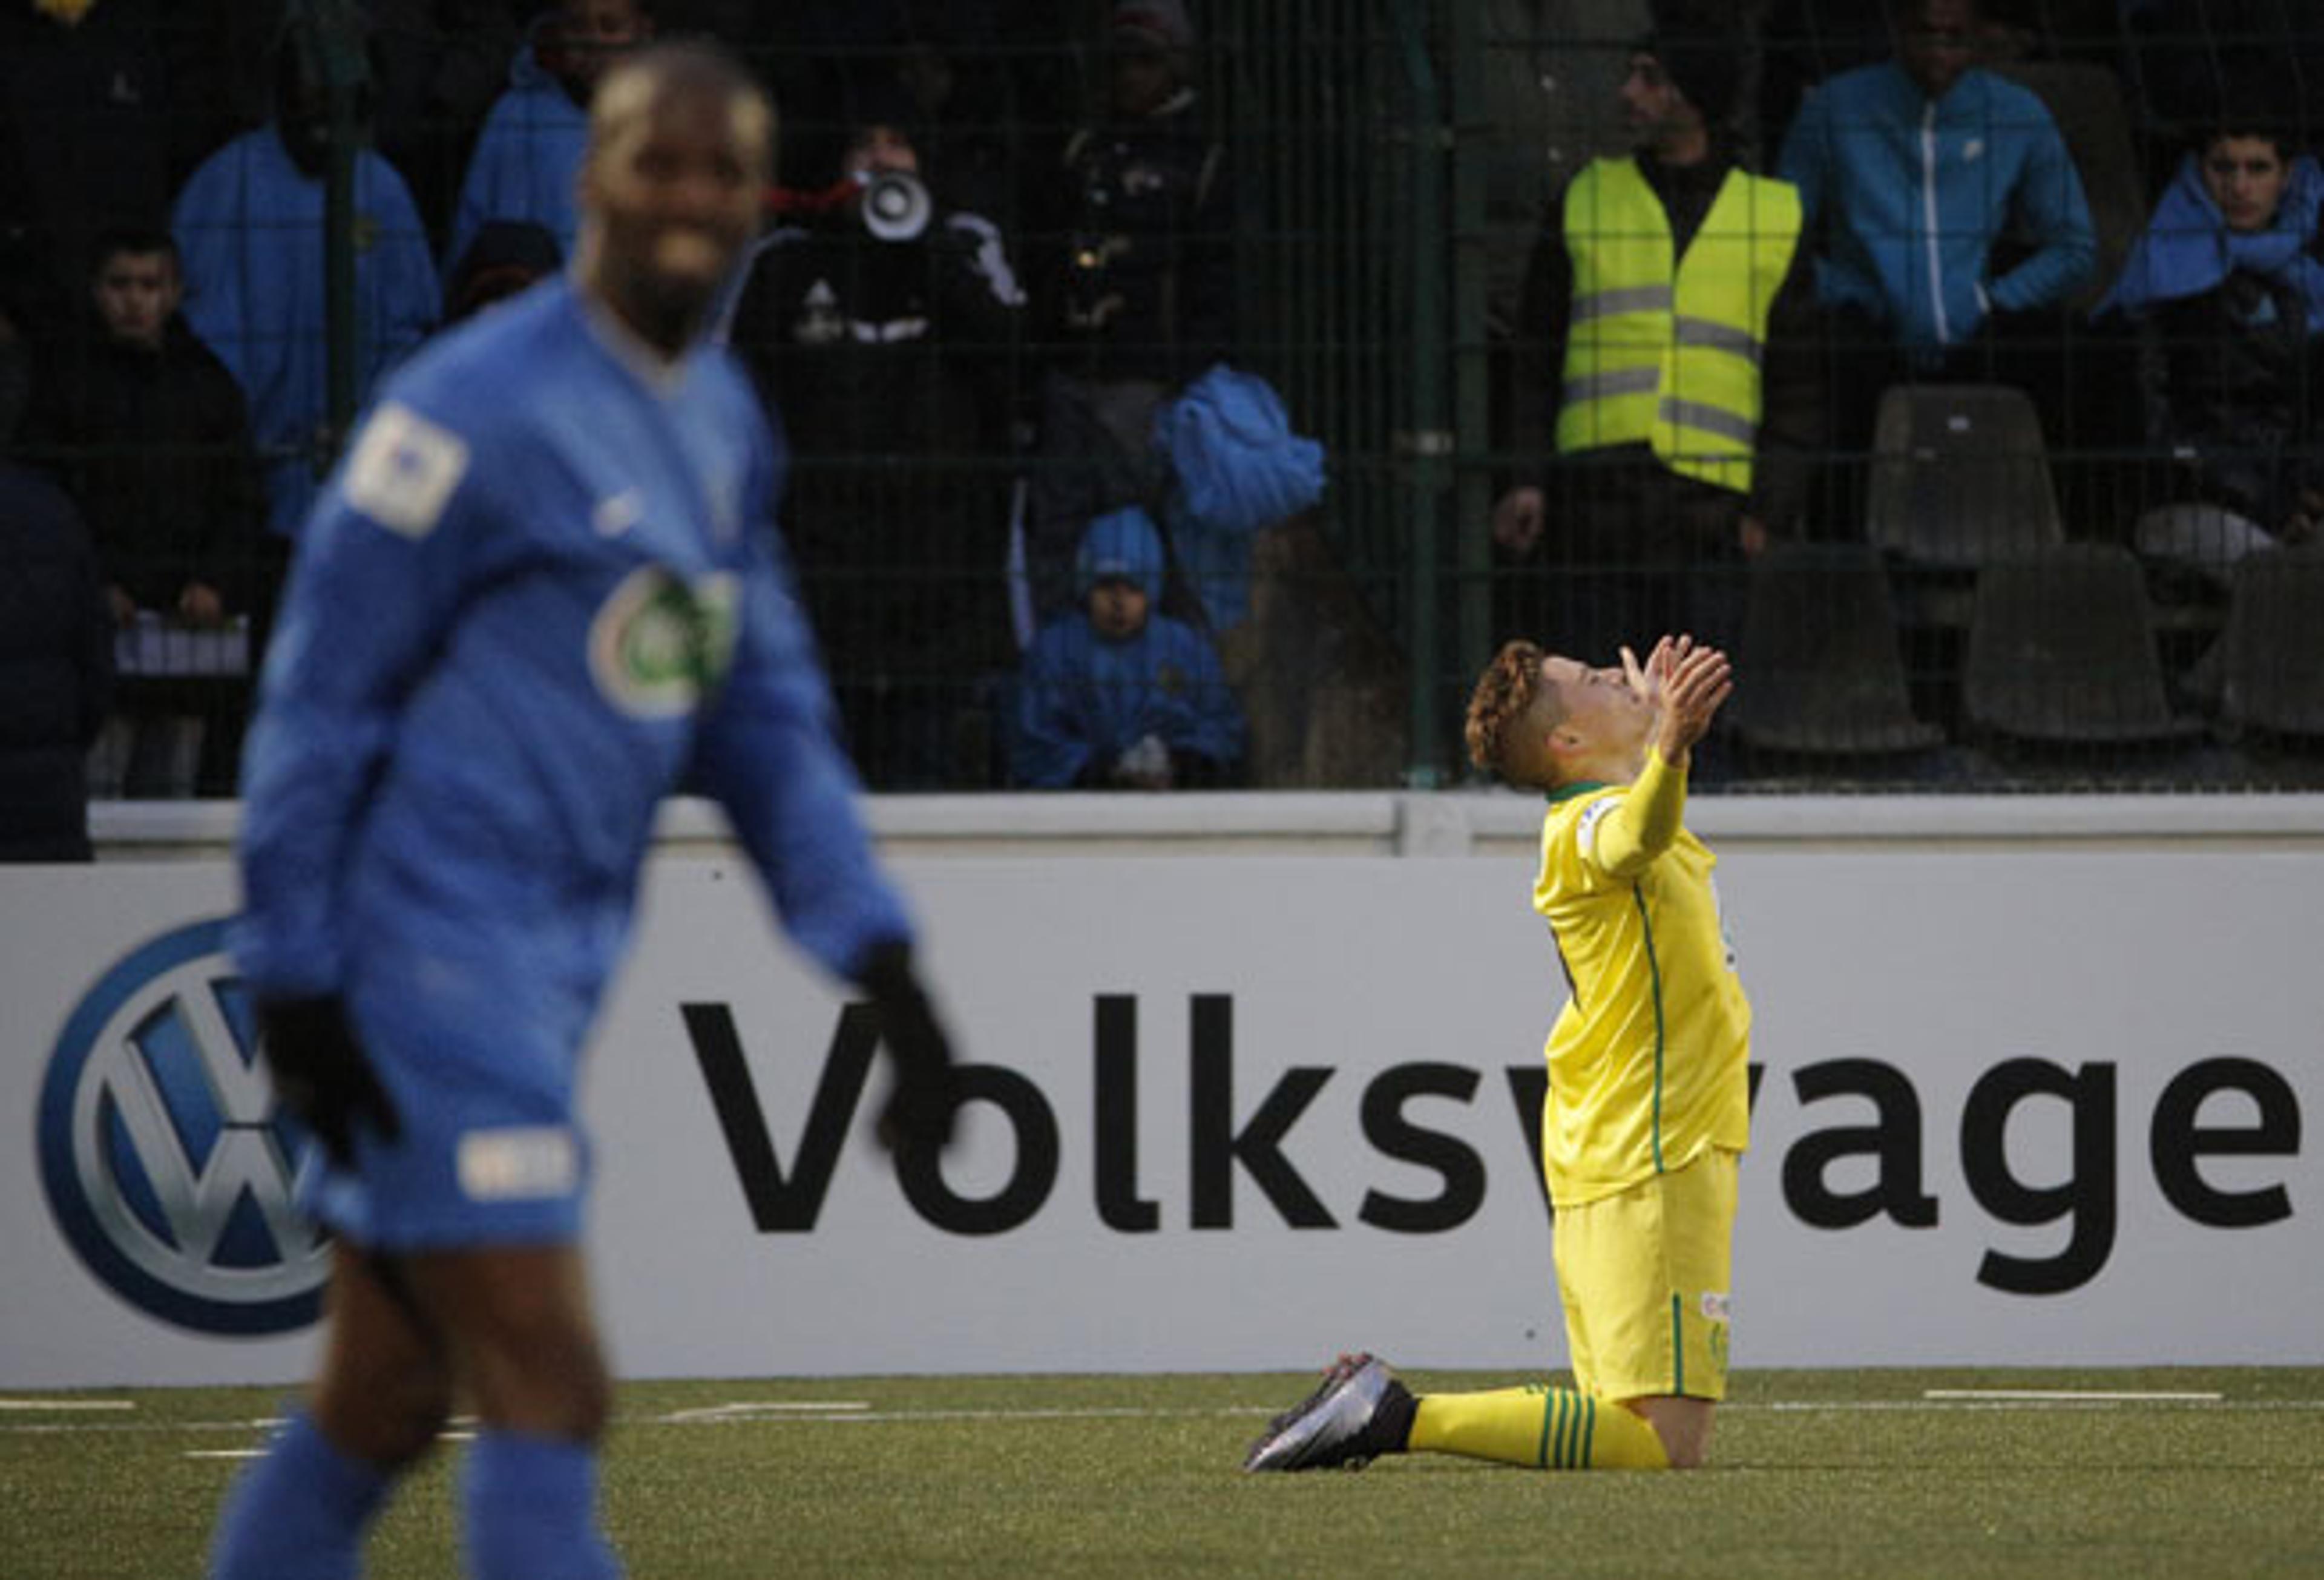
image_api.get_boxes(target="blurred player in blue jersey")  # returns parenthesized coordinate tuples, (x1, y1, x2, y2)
(208, 42, 959, 1580)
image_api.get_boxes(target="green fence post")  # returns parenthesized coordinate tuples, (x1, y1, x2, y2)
(300, 0, 369, 472)
(1392, 0, 1448, 788)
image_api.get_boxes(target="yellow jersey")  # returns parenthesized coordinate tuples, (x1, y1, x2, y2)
(1531, 752, 1751, 1207)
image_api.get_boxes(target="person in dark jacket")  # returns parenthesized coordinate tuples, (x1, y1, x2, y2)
(1019, 0, 1238, 629)
(38, 226, 263, 632)
(0, 306, 111, 860)
(1043, 0, 1233, 386)
(727, 91, 1025, 788)
(2099, 115, 2324, 580)
(32, 225, 264, 797)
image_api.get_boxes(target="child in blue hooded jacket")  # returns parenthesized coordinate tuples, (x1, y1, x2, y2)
(1013, 505, 1243, 788)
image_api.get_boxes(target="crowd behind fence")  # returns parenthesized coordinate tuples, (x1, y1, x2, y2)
(5, 1, 2324, 829)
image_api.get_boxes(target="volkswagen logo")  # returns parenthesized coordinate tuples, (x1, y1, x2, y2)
(36, 919, 326, 1336)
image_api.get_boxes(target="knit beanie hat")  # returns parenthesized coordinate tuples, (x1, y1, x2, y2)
(1635, 11, 1741, 131)
(1112, 0, 1195, 51)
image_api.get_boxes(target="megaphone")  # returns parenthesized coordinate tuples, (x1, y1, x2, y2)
(858, 169, 932, 243)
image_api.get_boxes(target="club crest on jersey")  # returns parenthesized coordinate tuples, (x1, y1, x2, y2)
(588, 566, 740, 718)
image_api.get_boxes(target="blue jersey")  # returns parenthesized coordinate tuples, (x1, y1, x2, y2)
(236, 275, 911, 1014)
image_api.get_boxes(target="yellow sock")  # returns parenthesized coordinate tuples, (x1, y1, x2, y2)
(1408, 1386, 1669, 1470)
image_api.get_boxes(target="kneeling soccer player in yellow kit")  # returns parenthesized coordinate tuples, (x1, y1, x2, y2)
(1244, 634, 1745, 1472)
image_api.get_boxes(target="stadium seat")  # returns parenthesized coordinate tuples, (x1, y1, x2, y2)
(1724, 543, 1944, 756)
(1868, 384, 2067, 572)
(1963, 543, 2204, 744)
(2217, 545, 2324, 739)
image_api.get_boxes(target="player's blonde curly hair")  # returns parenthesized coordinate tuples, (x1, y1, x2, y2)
(1464, 640, 1566, 781)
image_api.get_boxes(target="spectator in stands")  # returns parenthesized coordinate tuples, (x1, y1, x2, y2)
(31, 226, 264, 798)
(727, 91, 1025, 788)
(2101, 113, 2324, 580)
(447, 0, 654, 271)
(363, 1, 530, 250)
(1021, 0, 1234, 624)
(0, 304, 111, 859)
(172, 14, 439, 540)
(1043, 0, 1230, 382)
(0, 0, 239, 320)
(1013, 503, 1241, 788)
(1779, 0, 2096, 450)
(1490, 16, 1822, 671)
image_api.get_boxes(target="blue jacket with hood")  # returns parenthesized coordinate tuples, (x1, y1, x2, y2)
(1779, 61, 2095, 353)
(448, 33, 588, 274)
(1012, 505, 1242, 788)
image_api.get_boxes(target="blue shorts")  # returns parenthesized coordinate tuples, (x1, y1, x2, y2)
(298, 927, 602, 1251)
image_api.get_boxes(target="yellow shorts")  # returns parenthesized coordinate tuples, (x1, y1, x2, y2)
(1551, 1147, 1738, 1402)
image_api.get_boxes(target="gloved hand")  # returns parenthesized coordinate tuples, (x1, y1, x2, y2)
(256, 995, 402, 1167)
(856, 942, 960, 1155)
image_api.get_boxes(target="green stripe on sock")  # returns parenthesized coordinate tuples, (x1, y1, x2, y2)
(1535, 1392, 1556, 1469)
(1581, 1396, 1595, 1467)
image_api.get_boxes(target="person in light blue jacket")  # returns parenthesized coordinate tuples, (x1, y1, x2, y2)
(1013, 504, 1243, 788)
(1777, 0, 2095, 363)
(173, 33, 439, 540)
(446, 1, 655, 275)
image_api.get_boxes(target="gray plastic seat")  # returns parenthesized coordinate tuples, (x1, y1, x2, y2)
(1868, 384, 2066, 571)
(1963, 543, 2203, 744)
(1725, 543, 1943, 756)
(2219, 546, 2324, 738)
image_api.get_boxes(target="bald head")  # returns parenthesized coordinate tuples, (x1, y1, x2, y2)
(576, 42, 773, 355)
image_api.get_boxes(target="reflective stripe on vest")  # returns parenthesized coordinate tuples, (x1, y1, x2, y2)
(1554, 158, 1802, 494)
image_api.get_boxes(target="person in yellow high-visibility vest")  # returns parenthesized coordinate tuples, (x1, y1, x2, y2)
(1490, 19, 1823, 705)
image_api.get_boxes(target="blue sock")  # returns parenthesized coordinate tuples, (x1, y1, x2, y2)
(209, 1410, 394, 1580)
(463, 1429, 623, 1580)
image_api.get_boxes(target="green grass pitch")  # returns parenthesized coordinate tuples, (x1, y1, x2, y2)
(6, 1368, 2321, 1578)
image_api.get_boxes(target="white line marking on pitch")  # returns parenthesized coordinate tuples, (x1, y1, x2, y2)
(1923, 1389, 2222, 1402)
(0, 1400, 136, 1411)
(183, 1450, 268, 1460)
(655, 1401, 873, 1423)
(12, 1396, 2324, 1441)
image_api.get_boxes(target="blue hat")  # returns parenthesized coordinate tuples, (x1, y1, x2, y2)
(1075, 505, 1166, 603)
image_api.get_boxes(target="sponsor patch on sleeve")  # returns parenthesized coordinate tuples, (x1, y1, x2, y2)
(342, 401, 470, 539)
(1575, 795, 1618, 863)
(456, 1126, 580, 1202)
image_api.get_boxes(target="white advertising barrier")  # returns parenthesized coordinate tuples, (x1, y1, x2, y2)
(4, 846, 2320, 1387)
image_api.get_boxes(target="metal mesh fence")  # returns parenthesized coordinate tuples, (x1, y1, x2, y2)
(5, 1, 2324, 802)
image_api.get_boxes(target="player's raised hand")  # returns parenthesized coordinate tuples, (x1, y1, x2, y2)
(1620, 634, 1693, 706)
(1648, 640, 1733, 761)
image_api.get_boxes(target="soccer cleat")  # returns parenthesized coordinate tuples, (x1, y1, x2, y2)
(1242, 1352, 1415, 1472)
